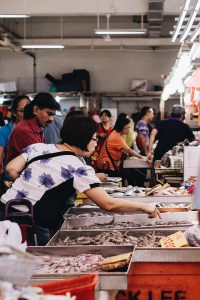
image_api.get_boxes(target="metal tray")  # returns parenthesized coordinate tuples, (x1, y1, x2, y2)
(27, 246, 134, 290)
(132, 247, 200, 262)
(84, 194, 193, 205)
(48, 228, 180, 246)
(61, 211, 198, 230)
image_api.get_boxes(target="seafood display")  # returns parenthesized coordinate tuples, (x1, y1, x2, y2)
(51, 231, 165, 247)
(155, 202, 189, 208)
(34, 254, 104, 274)
(73, 220, 191, 230)
(103, 185, 146, 197)
(146, 184, 188, 196)
(65, 203, 190, 220)
(153, 186, 188, 196)
(65, 212, 111, 219)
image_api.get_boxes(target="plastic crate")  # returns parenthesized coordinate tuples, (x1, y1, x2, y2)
(0, 245, 38, 285)
(169, 156, 183, 169)
(35, 274, 99, 300)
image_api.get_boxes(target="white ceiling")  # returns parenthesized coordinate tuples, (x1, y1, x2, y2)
(0, 0, 196, 50)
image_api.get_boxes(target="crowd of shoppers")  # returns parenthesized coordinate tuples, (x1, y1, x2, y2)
(1, 91, 195, 247)
(0, 94, 162, 246)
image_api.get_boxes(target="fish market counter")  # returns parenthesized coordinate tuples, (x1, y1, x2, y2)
(27, 245, 134, 291)
(84, 193, 193, 205)
(27, 206, 200, 299)
(61, 209, 197, 230)
(116, 248, 200, 299)
(27, 244, 200, 299)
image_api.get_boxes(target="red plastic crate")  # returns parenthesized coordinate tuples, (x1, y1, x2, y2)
(34, 274, 99, 300)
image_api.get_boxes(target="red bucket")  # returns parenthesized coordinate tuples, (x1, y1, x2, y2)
(34, 274, 99, 300)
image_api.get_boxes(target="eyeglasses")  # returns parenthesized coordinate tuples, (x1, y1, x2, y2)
(91, 138, 98, 142)
(16, 110, 24, 114)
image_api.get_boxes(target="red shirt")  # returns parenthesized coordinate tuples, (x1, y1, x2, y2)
(7, 118, 46, 163)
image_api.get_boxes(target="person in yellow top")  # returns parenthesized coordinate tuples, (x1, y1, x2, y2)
(117, 113, 138, 161)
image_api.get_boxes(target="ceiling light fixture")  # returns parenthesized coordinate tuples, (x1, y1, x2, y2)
(22, 45, 65, 49)
(171, 0, 191, 42)
(180, 0, 200, 42)
(95, 29, 146, 35)
(0, 14, 30, 18)
(188, 42, 200, 60)
(190, 22, 200, 42)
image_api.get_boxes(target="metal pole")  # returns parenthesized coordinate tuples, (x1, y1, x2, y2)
(160, 97, 165, 120)
(80, 93, 84, 107)
(180, 93, 183, 106)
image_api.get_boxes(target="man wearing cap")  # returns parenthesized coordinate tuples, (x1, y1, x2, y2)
(7, 92, 60, 163)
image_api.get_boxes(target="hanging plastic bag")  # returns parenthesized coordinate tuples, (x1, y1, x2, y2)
(0, 220, 27, 251)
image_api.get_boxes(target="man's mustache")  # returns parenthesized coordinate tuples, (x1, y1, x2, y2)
(46, 121, 52, 125)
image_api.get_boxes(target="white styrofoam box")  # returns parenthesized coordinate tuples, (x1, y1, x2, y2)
(169, 156, 183, 169)
(131, 80, 152, 92)
(184, 146, 200, 180)
(0, 81, 17, 92)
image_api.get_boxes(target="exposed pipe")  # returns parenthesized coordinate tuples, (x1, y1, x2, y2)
(25, 51, 36, 93)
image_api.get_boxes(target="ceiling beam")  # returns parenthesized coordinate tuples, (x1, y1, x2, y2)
(16, 37, 180, 47)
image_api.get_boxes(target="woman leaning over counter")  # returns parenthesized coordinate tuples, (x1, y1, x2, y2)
(0, 116, 160, 246)
(97, 117, 151, 177)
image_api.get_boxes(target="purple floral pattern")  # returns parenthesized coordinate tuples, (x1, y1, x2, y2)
(74, 167, 88, 177)
(38, 173, 55, 188)
(22, 146, 31, 154)
(40, 150, 52, 165)
(22, 168, 32, 182)
(61, 167, 73, 180)
(15, 190, 29, 199)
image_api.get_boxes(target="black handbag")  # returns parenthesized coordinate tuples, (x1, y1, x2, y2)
(105, 139, 118, 172)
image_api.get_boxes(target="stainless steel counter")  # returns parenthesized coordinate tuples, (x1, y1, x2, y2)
(27, 246, 134, 290)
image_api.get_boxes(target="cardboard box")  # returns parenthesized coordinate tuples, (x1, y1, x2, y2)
(160, 231, 189, 247)
(100, 252, 132, 270)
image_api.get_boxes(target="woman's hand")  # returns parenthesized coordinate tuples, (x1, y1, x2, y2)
(95, 173, 108, 182)
(147, 151, 153, 163)
(142, 204, 162, 219)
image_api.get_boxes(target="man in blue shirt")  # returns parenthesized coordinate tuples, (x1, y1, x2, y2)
(0, 95, 30, 180)
(43, 115, 63, 144)
(135, 106, 154, 156)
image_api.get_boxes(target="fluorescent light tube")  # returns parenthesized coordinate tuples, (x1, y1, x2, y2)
(22, 45, 65, 49)
(190, 23, 200, 42)
(172, 0, 191, 42)
(0, 14, 30, 18)
(188, 42, 200, 60)
(180, 0, 200, 42)
(95, 29, 146, 35)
